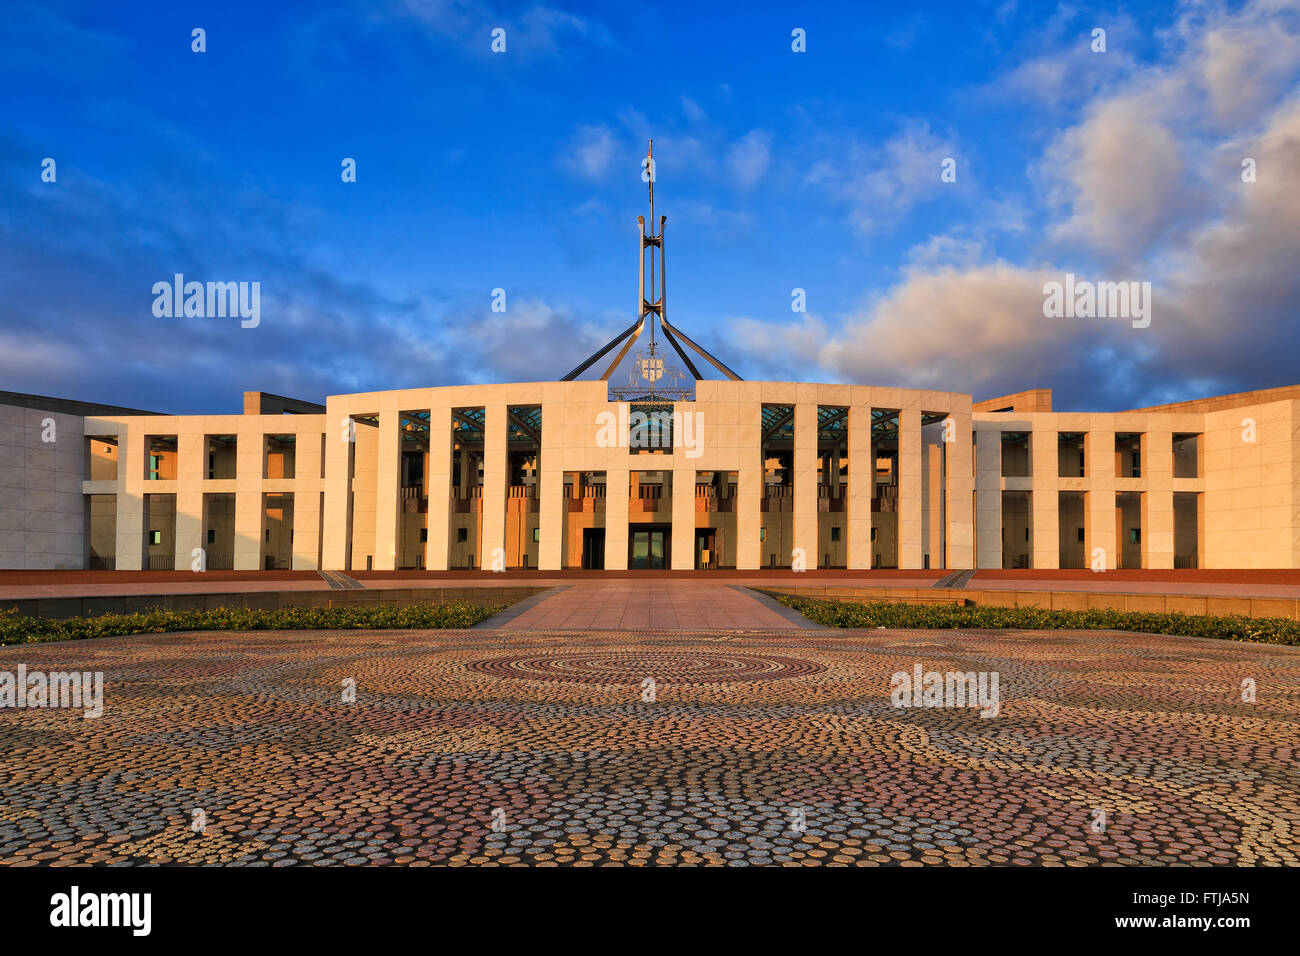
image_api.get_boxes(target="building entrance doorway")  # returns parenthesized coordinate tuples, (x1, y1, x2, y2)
(629, 526, 670, 569)
(695, 529, 716, 569)
(581, 528, 605, 569)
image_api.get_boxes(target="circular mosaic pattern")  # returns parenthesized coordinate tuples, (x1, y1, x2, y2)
(2, 627, 1298, 867)
(466, 649, 826, 684)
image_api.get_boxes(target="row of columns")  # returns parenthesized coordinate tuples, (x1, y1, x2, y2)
(975, 423, 1188, 570)
(105, 430, 325, 572)
(322, 403, 975, 572)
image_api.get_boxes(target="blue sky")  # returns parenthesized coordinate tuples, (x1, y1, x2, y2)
(3, 0, 1299, 413)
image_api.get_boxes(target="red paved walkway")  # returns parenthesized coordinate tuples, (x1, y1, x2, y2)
(495, 584, 802, 630)
(3, 568, 1300, 600)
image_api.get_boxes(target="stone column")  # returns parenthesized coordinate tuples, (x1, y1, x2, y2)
(792, 402, 817, 569)
(1031, 419, 1060, 569)
(945, 410, 974, 569)
(1143, 431, 1174, 569)
(671, 464, 695, 569)
(848, 403, 873, 569)
(1086, 427, 1117, 571)
(605, 467, 629, 570)
(974, 424, 1002, 569)
(927, 441, 943, 568)
(233, 430, 263, 571)
(898, 408, 923, 569)
(426, 406, 450, 571)
(173, 432, 203, 572)
(480, 404, 507, 570)
(373, 411, 401, 570)
(736, 399, 762, 570)
(538, 403, 563, 571)
(321, 403, 353, 570)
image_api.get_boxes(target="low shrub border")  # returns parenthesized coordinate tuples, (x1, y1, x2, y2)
(763, 592, 1300, 646)
(0, 602, 504, 647)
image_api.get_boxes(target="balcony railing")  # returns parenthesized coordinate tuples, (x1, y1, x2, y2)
(450, 485, 483, 514)
(695, 486, 737, 513)
(565, 484, 606, 513)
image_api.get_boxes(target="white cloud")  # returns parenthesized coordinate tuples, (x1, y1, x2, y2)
(725, 129, 772, 190)
(1197, 10, 1300, 126)
(845, 121, 958, 233)
(562, 124, 617, 180)
(1044, 97, 1194, 260)
(680, 95, 707, 124)
(399, 1, 615, 55)
(1039, 0, 1300, 265)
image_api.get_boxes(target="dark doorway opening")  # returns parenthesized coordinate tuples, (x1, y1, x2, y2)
(582, 528, 606, 569)
(695, 529, 716, 569)
(629, 526, 670, 569)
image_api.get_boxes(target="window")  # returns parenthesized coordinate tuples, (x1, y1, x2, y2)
(532, 527, 541, 542)
(207, 529, 216, 544)
(146, 436, 178, 479)
(1116, 434, 1143, 478)
(629, 404, 673, 454)
(457, 528, 468, 542)
(264, 435, 297, 479)
(1129, 528, 1141, 543)
(1058, 432, 1086, 478)
(205, 435, 237, 479)
(1077, 528, 1085, 542)
(830, 526, 841, 542)
(759, 527, 766, 542)
(870, 527, 878, 541)
(419, 529, 428, 543)
(1173, 433, 1200, 479)
(150, 530, 161, 545)
(1001, 432, 1030, 478)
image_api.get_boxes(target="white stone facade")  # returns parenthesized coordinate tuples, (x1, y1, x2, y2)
(3, 380, 1297, 571)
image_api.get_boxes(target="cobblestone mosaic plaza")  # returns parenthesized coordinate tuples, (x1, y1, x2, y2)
(2, 628, 1298, 866)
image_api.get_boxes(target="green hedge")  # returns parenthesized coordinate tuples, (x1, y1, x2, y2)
(764, 593, 1300, 646)
(0, 602, 504, 647)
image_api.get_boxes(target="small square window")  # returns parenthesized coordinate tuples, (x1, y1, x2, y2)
(532, 527, 541, 542)
(207, 529, 216, 544)
(1129, 528, 1141, 543)
(150, 530, 162, 545)
(830, 527, 841, 542)
(457, 528, 468, 542)
(1077, 528, 1085, 542)
(419, 528, 428, 542)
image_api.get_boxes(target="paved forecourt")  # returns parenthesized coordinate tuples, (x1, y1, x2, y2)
(1, 626, 1297, 866)
(5, 569, 1300, 602)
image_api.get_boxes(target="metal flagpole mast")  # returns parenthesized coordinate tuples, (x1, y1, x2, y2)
(647, 140, 655, 352)
(562, 138, 743, 385)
